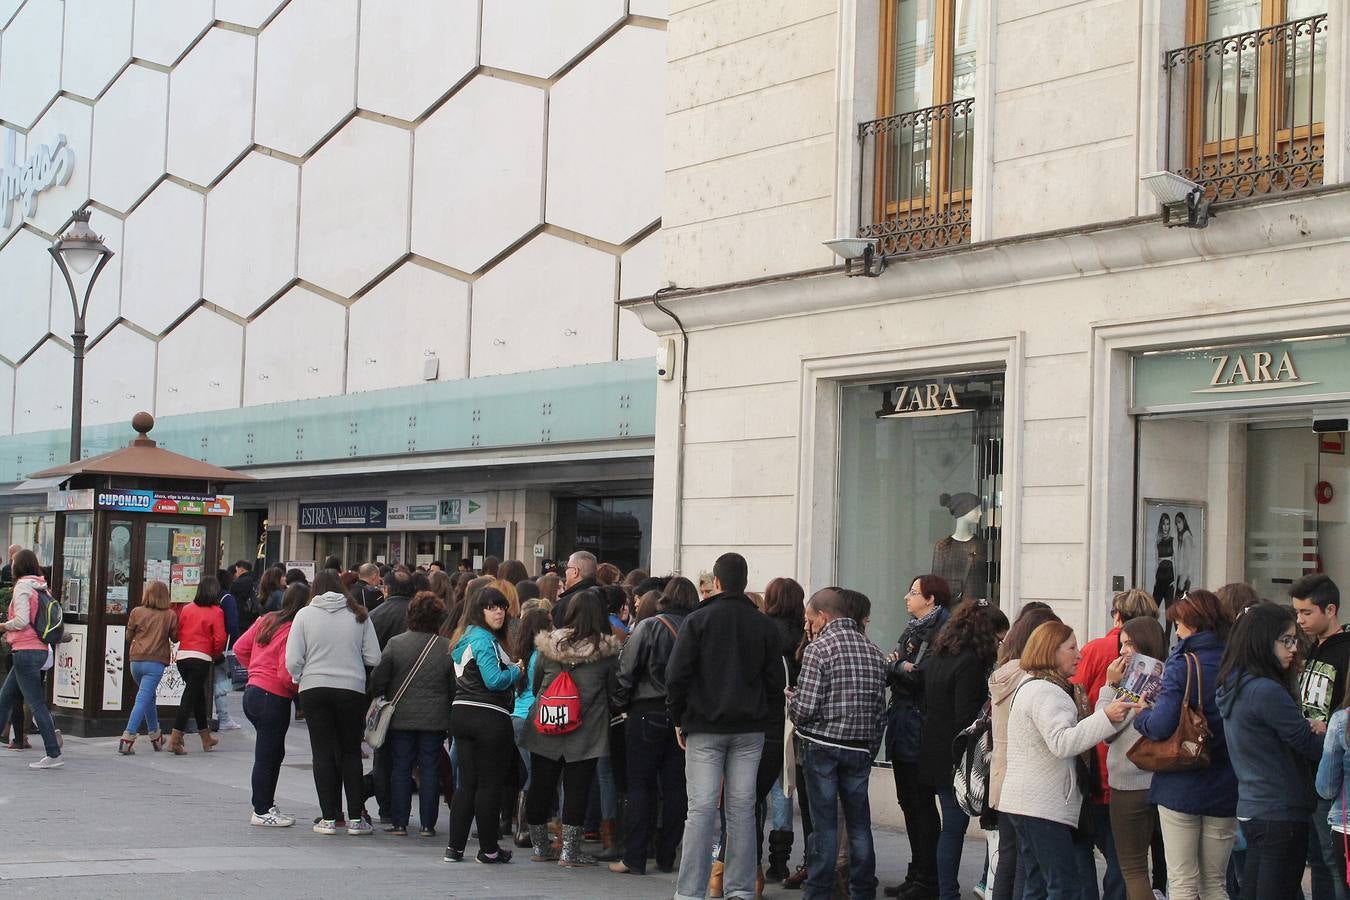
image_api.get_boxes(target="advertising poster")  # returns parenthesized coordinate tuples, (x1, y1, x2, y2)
(1140, 499, 1206, 616)
(155, 642, 186, 705)
(103, 626, 125, 710)
(54, 624, 86, 709)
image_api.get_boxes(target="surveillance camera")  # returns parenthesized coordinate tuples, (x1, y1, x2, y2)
(657, 338, 674, 381)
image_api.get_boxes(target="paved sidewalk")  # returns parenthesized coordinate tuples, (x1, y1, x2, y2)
(0, 718, 990, 899)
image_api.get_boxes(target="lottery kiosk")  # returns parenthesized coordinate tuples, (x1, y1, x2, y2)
(18, 413, 252, 736)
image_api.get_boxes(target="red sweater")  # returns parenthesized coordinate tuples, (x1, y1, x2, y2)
(1072, 625, 1120, 803)
(233, 616, 298, 698)
(176, 602, 226, 661)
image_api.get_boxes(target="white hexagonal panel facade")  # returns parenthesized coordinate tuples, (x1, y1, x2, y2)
(411, 77, 545, 274)
(131, 0, 213, 67)
(167, 28, 257, 187)
(358, 0, 477, 122)
(0, 229, 51, 362)
(629, 0, 669, 17)
(618, 230, 659, 360)
(90, 64, 168, 214)
(25, 97, 93, 237)
(50, 213, 123, 345)
(0, 130, 22, 245)
(0, 1, 22, 29)
(203, 152, 299, 319)
(61, 0, 134, 100)
(13, 339, 72, 434)
(548, 26, 664, 245)
(0, 0, 63, 129)
(347, 261, 469, 393)
(156, 307, 243, 417)
(254, 0, 359, 157)
(480, 0, 625, 79)
(299, 116, 410, 297)
(243, 286, 346, 406)
(470, 234, 616, 378)
(0, 361, 14, 436)
(120, 181, 204, 334)
(216, 0, 288, 29)
(83, 324, 155, 427)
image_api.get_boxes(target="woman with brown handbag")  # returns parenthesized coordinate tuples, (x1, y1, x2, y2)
(1133, 590, 1238, 900)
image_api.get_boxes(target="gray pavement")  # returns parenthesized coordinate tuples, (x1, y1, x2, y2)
(0, 715, 990, 898)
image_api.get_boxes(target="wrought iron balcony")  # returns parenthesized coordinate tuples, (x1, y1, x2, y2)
(1164, 14, 1327, 201)
(858, 98, 974, 255)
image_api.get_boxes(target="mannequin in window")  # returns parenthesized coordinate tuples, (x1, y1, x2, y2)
(931, 492, 987, 603)
(1152, 513, 1176, 608)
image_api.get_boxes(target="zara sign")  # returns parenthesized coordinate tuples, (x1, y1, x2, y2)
(1, 127, 75, 228)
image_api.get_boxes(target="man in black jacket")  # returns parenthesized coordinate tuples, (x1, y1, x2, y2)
(666, 552, 784, 900)
(353, 563, 384, 611)
(551, 550, 599, 627)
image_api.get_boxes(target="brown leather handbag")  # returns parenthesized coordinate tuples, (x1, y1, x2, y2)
(1126, 652, 1212, 772)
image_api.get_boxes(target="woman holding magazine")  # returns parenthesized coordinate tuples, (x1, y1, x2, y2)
(1098, 616, 1168, 900)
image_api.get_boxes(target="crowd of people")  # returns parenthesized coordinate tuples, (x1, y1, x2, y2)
(1, 540, 1348, 900)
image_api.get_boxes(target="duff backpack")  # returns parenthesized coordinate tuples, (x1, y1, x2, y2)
(535, 667, 582, 735)
(32, 587, 64, 647)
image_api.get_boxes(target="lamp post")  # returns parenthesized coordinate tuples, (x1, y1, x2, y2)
(49, 209, 114, 463)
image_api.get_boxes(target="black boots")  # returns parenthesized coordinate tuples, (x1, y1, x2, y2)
(767, 829, 794, 881)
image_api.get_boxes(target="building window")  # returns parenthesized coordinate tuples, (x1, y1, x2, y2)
(836, 371, 1004, 650)
(859, 0, 978, 254)
(554, 496, 652, 574)
(1166, 0, 1327, 200)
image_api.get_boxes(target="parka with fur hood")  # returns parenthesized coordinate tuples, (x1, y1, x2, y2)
(519, 627, 622, 762)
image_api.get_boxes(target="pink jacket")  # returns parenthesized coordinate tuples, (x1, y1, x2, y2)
(3, 576, 50, 653)
(234, 615, 299, 698)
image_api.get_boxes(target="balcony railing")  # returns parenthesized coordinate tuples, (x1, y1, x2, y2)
(858, 98, 974, 255)
(1165, 14, 1327, 201)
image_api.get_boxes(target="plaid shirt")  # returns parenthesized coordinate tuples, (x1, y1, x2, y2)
(788, 617, 887, 752)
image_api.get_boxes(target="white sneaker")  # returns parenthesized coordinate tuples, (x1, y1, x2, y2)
(251, 807, 296, 827)
(217, 720, 242, 731)
(28, 756, 63, 769)
(313, 818, 339, 835)
(347, 815, 374, 836)
(1153, 892, 1168, 900)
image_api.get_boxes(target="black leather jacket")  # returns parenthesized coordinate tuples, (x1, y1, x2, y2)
(612, 608, 690, 713)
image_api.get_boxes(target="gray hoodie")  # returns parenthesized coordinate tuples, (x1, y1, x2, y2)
(285, 592, 381, 694)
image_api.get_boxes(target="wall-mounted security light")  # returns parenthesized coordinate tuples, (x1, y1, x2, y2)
(1141, 171, 1211, 228)
(824, 237, 885, 277)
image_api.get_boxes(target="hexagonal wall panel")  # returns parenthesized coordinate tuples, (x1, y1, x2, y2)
(0, 0, 63, 129)
(50, 213, 122, 344)
(13, 339, 72, 434)
(216, 0, 287, 28)
(25, 97, 93, 237)
(255, 0, 359, 158)
(0, 129, 23, 244)
(0, 229, 52, 362)
(358, 0, 477, 122)
(168, 28, 257, 187)
(480, 0, 625, 79)
(411, 77, 544, 274)
(629, 0, 669, 17)
(120, 181, 204, 334)
(299, 117, 410, 297)
(0, 1, 22, 29)
(90, 64, 168, 214)
(203, 152, 299, 319)
(470, 234, 615, 378)
(618, 230, 659, 359)
(61, 0, 133, 100)
(132, 0, 213, 67)
(347, 261, 468, 393)
(83, 324, 155, 426)
(156, 306, 243, 416)
(547, 26, 664, 245)
(243, 286, 346, 406)
(0, 360, 15, 436)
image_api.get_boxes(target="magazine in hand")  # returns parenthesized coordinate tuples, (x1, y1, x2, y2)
(1116, 653, 1165, 704)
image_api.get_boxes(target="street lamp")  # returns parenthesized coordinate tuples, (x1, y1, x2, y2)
(49, 209, 114, 463)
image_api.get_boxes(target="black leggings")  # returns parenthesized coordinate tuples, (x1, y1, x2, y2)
(173, 659, 211, 732)
(527, 753, 598, 827)
(300, 687, 367, 822)
(448, 705, 516, 853)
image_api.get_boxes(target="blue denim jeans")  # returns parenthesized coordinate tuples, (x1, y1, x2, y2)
(1247, 817, 1310, 900)
(1088, 803, 1121, 900)
(597, 754, 618, 819)
(624, 709, 686, 874)
(769, 774, 793, 830)
(1310, 797, 1347, 900)
(1009, 813, 1080, 900)
(242, 686, 291, 814)
(0, 650, 59, 758)
(801, 740, 878, 900)
(389, 728, 446, 831)
(511, 715, 531, 792)
(937, 785, 970, 900)
(676, 731, 764, 900)
(126, 660, 165, 735)
(212, 662, 236, 725)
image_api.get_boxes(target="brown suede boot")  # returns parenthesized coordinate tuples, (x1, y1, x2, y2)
(756, 864, 765, 898)
(199, 729, 218, 752)
(594, 818, 621, 861)
(168, 729, 187, 755)
(708, 860, 725, 898)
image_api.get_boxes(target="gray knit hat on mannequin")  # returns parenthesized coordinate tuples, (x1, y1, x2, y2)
(939, 492, 980, 518)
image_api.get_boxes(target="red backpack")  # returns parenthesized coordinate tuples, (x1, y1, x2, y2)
(535, 668, 582, 735)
